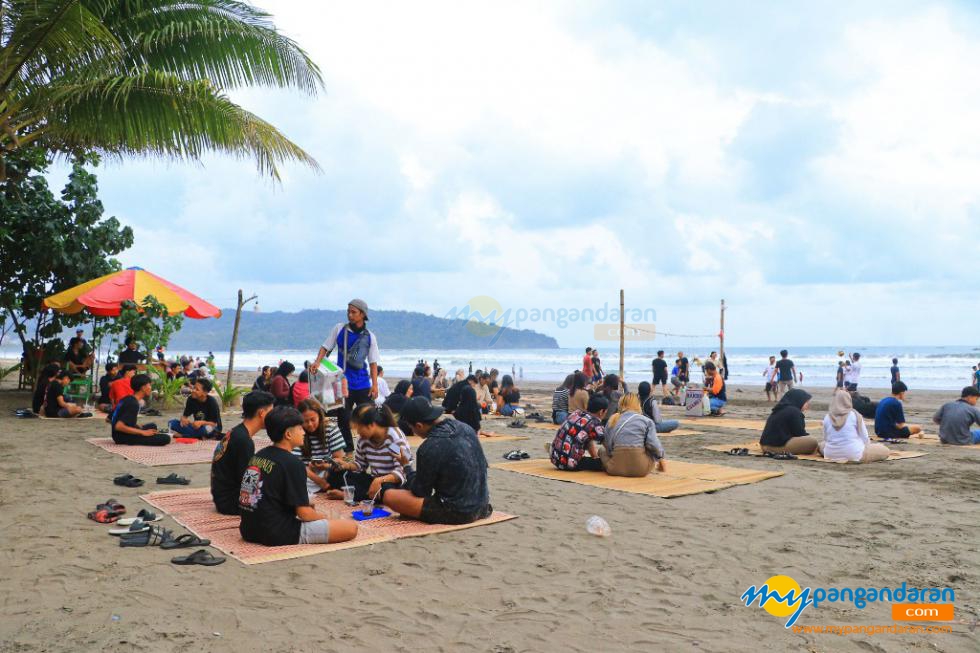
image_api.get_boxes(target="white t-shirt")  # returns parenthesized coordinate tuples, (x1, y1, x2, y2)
(843, 361, 862, 385)
(822, 412, 869, 462)
(763, 365, 775, 382)
(375, 377, 391, 405)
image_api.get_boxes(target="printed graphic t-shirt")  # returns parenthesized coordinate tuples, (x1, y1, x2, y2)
(211, 423, 255, 514)
(183, 395, 223, 431)
(239, 445, 310, 546)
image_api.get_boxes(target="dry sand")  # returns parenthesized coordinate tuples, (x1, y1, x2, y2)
(0, 374, 977, 652)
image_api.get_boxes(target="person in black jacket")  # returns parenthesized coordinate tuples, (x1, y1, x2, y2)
(453, 376, 482, 434)
(382, 397, 491, 524)
(760, 389, 818, 454)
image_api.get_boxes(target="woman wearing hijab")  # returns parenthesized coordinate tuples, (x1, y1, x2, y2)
(821, 391, 891, 462)
(383, 380, 413, 414)
(759, 388, 819, 454)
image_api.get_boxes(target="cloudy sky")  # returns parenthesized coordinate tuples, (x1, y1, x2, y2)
(79, 1, 979, 348)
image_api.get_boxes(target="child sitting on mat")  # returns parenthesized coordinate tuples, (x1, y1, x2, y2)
(110, 374, 169, 446)
(326, 404, 413, 502)
(239, 406, 357, 546)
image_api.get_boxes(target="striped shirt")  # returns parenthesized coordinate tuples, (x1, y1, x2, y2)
(353, 427, 412, 483)
(552, 388, 569, 414)
(292, 424, 346, 463)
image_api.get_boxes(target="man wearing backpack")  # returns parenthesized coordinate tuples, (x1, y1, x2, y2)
(313, 299, 380, 452)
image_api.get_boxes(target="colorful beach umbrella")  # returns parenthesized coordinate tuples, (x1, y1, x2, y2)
(42, 267, 222, 319)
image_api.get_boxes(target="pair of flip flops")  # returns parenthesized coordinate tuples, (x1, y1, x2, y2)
(113, 474, 144, 487)
(171, 549, 225, 566)
(119, 524, 174, 547)
(764, 451, 798, 460)
(727, 447, 750, 456)
(157, 473, 189, 485)
(503, 450, 530, 460)
(14, 408, 38, 418)
(87, 499, 126, 523)
(115, 509, 161, 527)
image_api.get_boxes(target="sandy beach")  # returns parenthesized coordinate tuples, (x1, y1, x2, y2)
(0, 373, 977, 653)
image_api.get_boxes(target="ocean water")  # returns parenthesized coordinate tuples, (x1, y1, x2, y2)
(5, 344, 976, 390)
(76, 344, 976, 391)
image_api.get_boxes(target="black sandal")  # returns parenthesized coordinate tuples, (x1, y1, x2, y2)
(503, 450, 524, 461)
(727, 447, 749, 456)
(171, 549, 226, 566)
(119, 526, 173, 547)
(161, 533, 212, 550)
(113, 474, 145, 487)
(764, 451, 797, 460)
(156, 473, 190, 485)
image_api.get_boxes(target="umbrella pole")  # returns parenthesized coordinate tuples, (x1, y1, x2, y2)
(91, 317, 100, 406)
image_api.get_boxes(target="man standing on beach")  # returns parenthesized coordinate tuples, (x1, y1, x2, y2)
(677, 351, 690, 385)
(313, 299, 380, 452)
(652, 351, 669, 397)
(582, 347, 594, 381)
(843, 352, 862, 391)
(774, 350, 796, 399)
(763, 355, 777, 402)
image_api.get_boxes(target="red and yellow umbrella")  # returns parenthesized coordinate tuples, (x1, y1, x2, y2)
(42, 267, 221, 319)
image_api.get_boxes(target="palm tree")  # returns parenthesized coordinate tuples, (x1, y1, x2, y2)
(0, 0, 323, 180)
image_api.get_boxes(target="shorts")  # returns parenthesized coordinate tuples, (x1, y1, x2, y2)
(653, 371, 668, 385)
(764, 382, 774, 392)
(844, 382, 858, 391)
(777, 380, 794, 393)
(879, 426, 911, 439)
(58, 407, 72, 418)
(670, 376, 681, 388)
(299, 519, 330, 544)
(419, 497, 491, 525)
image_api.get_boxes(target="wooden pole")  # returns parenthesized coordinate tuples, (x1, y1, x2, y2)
(719, 299, 726, 378)
(227, 290, 257, 388)
(619, 289, 625, 381)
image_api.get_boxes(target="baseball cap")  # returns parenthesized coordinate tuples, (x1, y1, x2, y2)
(348, 298, 369, 320)
(399, 397, 443, 425)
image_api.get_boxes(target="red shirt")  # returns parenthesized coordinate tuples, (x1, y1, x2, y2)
(109, 376, 135, 407)
(582, 355, 594, 378)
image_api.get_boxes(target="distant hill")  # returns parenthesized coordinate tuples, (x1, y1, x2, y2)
(166, 308, 559, 351)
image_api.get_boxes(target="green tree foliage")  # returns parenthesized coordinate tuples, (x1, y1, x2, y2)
(99, 296, 185, 362)
(0, 148, 133, 380)
(0, 0, 323, 180)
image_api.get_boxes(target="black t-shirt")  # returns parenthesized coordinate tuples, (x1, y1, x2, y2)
(652, 358, 668, 375)
(890, 366, 900, 383)
(183, 395, 222, 431)
(32, 379, 49, 413)
(117, 349, 145, 364)
(252, 375, 268, 392)
(239, 445, 309, 546)
(679, 357, 690, 381)
(442, 380, 466, 413)
(65, 349, 87, 365)
(44, 382, 65, 417)
(454, 385, 482, 433)
(775, 359, 794, 381)
(211, 423, 255, 515)
(111, 395, 141, 440)
(98, 374, 114, 403)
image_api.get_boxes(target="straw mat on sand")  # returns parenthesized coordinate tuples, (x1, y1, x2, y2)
(492, 458, 782, 498)
(85, 436, 272, 466)
(523, 422, 700, 437)
(141, 488, 515, 564)
(703, 441, 927, 463)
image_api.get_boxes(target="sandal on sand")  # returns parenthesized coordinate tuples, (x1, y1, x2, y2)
(119, 525, 172, 547)
(764, 451, 797, 460)
(161, 533, 211, 550)
(97, 499, 126, 514)
(117, 509, 160, 526)
(109, 519, 149, 536)
(171, 549, 225, 566)
(156, 473, 190, 485)
(503, 450, 523, 461)
(87, 508, 122, 523)
(727, 448, 749, 456)
(113, 474, 144, 488)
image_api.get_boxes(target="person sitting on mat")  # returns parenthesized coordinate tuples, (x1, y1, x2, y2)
(252, 366, 272, 392)
(933, 386, 980, 445)
(637, 381, 680, 433)
(294, 398, 347, 497)
(269, 360, 295, 407)
(602, 393, 667, 476)
(168, 378, 222, 438)
(32, 362, 61, 415)
(549, 394, 608, 471)
(496, 374, 521, 416)
(820, 390, 891, 462)
(759, 389, 819, 454)
(703, 361, 727, 416)
(382, 397, 492, 524)
(326, 404, 413, 502)
(874, 381, 922, 439)
(453, 375, 483, 434)
(551, 374, 573, 425)
(567, 371, 590, 414)
(96, 362, 118, 413)
(43, 370, 85, 418)
(239, 406, 358, 546)
(110, 374, 169, 445)
(211, 391, 275, 515)
(109, 364, 138, 409)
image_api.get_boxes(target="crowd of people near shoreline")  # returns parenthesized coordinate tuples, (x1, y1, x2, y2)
(23, 310, 980, 549)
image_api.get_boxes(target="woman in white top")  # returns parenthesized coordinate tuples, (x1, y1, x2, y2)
(820, 390, 890, 462)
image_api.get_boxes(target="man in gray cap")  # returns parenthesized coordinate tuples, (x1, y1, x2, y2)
(313, 299, 380, 451)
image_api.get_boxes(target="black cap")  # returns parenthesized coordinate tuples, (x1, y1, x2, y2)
(399, 397, 443, 424)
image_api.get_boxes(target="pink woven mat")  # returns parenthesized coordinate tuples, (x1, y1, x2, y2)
(141, 488, 516, 564)
(86, 436, 273, 466)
